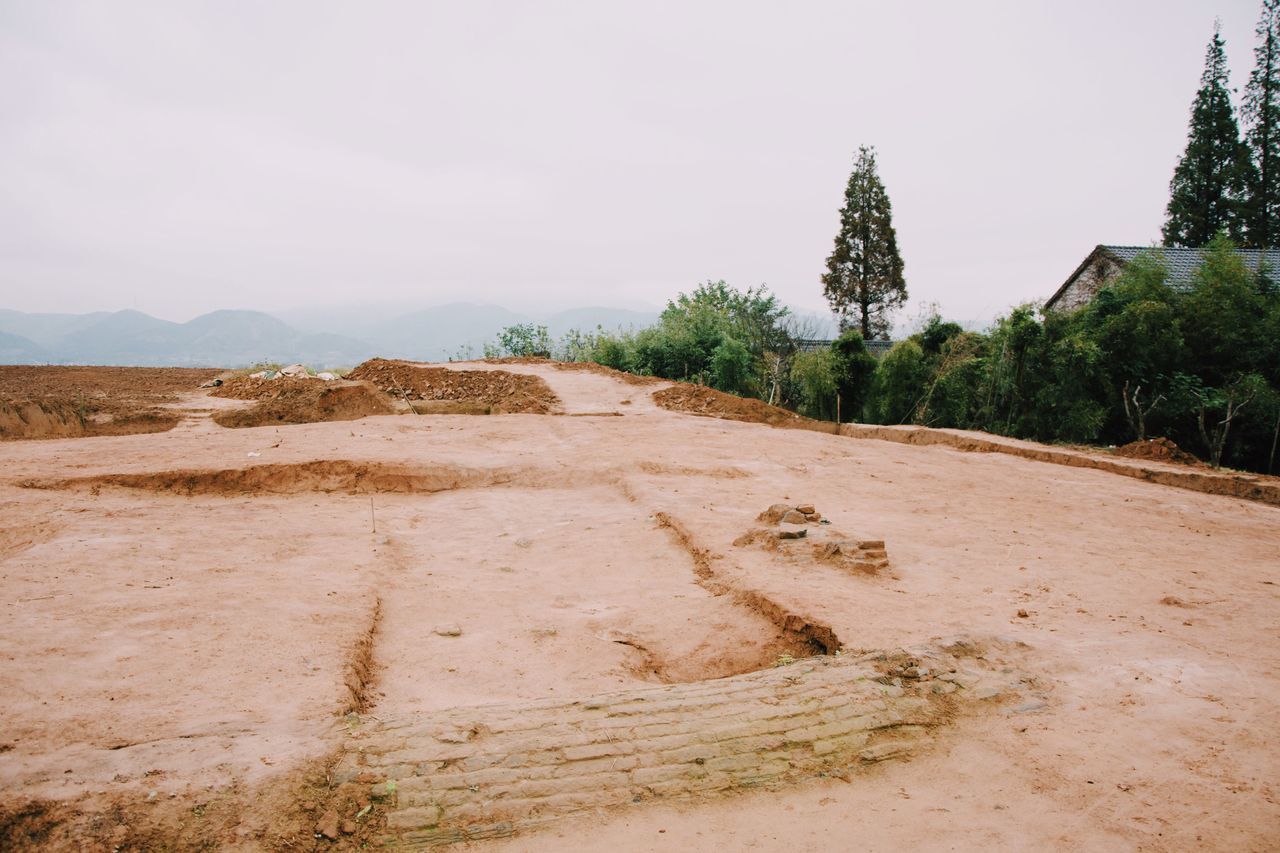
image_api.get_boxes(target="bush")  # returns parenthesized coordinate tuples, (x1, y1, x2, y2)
(868, 340, 928, 424)
(709, 337, 753, 395)
(790, 349, 838, 420)
(830, 330, 878, 420)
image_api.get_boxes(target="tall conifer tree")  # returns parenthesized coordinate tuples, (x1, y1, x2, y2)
(822, 146, 906, 339)
(1163, 25, 1256, 247)
(1244, 0, 1280, 246)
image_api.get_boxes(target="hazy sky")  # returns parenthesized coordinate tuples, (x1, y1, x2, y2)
(0, 1, 1266, 328)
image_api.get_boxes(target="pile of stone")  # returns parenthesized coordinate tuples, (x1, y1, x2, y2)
(814, 539, 889, 574)
(756, 502, 823, 539)
(245, 364, 338, 381)
(750, 502, 890, 575)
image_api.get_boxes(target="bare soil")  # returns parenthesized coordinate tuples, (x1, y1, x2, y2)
(1, 361, 1278, 851)
(0, 365, 221, 440)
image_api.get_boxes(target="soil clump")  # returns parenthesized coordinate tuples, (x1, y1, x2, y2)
(1114, 436, 1202, 466)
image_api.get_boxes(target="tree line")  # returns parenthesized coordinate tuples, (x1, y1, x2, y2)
(488, 236, 1279, 474)
(1165, 2, 1280, 246)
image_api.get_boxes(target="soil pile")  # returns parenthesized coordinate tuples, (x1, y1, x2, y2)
(212, 379, 395, 428)
(348, 358, 560, 414)
(652, 383, 835, 433)
(554, 361, 663, 387)
(212, 374, 322, 401)
(1114, 436, 1202, 466)
(0, 365, 218, 440)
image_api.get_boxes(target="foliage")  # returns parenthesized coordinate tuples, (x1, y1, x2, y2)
(534, 242, 1278, 475)
(1244, 0, 1280, 246)
(555, 327, 600, 363)
(790, 349, 838, 420)
(486, 323, 552, 358)
(822, 146, 907, 339)
(709, 337, 753, 395)
(829, 329, 879, 420)
(867, 340, 928, 424)
(1164, 26, 1256, 247)
(543, 280, 802, 401)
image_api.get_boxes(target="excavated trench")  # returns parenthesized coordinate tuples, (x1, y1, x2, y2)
(19, 460, 594, 497)
(653, 511, 841, 657)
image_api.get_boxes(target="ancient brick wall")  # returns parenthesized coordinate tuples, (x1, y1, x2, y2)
(336, 640, 1028, 846)
(1052, 254, 1124, 312)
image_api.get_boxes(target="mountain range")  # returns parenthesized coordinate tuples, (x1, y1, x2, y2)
(0, 304, 662, 368)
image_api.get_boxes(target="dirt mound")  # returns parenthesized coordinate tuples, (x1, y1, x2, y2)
(653, 383, 836, 432)
(348, 358, 560, 413)
(482, 355, 555, 365)
(209, 374, 314, 401)
(554, 360, 664, 386)
(0, 365, 218, 440)
(1114, 437, 1202, 466)
(27, 459, 570, 496)
(212, 379, 395, 428)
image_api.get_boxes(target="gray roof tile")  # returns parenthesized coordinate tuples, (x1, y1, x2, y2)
(1100, 245, 1280, 292)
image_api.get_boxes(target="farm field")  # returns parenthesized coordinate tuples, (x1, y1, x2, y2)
(1, 360, 1277, 851)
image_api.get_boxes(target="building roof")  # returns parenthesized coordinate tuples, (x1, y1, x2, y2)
(1099, 245, 1280, 291)
(1046, 244, 1280, 310)
(794, 337, 895, 357)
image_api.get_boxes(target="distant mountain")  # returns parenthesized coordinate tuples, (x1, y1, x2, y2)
(367, 303, 528, 361)
(0, 331, 46, 364)
(0, 303, 667, 367)
(544, 307, 660, 337)
(64, 309, 186, 364)
(177, 310, 375, 366)
(0, 308, 374, 368)
(0, 309, 112, 349)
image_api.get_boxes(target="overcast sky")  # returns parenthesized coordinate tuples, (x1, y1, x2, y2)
(0, 1, 1266, 329)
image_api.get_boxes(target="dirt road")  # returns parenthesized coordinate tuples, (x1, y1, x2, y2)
(1, 361, 1277, 850)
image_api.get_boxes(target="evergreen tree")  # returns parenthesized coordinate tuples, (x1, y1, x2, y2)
(1163, 25, 1256, 247)
(822, 146, 907, 339)
(1244, 0, 1280, 246)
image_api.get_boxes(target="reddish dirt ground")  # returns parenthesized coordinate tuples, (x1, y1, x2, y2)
(0, 365, 222, 440)
(1, 361, 1278, 851)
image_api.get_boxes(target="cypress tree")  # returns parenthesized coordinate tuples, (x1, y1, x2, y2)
(1244, 0, 1280, 246)
(1163, 25, 1256, 247)
(822, 146, 907, 339)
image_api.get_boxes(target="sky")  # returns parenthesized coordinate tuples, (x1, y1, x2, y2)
(0, 0, 1267, 331)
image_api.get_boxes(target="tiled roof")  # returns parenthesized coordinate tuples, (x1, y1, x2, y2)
(795, 337, 896, 356)
(1098, 245, 1280, 292)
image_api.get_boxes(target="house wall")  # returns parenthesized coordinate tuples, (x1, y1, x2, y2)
(1051, 255, 1124, 311)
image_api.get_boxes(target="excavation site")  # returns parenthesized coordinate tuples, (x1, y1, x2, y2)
(1, 361, 1278, 851)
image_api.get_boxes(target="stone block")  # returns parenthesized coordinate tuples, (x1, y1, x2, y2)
(386, 805, 442, 830)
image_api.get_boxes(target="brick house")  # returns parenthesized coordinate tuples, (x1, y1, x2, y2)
(1044, 244, 1280, 312)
